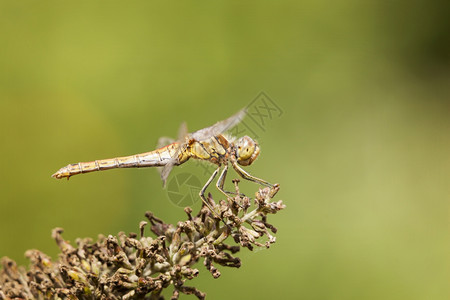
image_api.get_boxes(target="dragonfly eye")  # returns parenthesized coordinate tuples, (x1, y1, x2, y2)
(236, 136, 260, 166)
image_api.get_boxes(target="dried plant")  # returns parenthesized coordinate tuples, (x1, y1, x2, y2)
(0, 180, 284, 299)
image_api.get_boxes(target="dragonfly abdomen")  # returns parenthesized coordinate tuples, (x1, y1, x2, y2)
(52, 148, 175, 179)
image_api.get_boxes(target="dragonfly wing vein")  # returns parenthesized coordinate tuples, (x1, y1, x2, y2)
(191, 108, 246, 141)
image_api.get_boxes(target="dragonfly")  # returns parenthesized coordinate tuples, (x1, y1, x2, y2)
(52, 108, 274, 219)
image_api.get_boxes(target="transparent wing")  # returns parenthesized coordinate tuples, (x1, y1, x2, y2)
(160, 108, 247, 186)
(160, 160, 176, 187)
(177, 121, 188, 141)
(191, 108, 247, 141)
(155, 136, 174, 179)
(160, 122, 189, 186)
(156, 137, 175, 149)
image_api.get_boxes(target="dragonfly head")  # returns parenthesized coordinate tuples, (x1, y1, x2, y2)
(235, 136, 260, 166)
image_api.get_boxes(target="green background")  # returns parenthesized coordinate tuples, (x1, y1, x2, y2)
(0, 1, 448, 299)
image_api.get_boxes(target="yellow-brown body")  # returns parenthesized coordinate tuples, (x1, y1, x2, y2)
(52, 134, 232, 179)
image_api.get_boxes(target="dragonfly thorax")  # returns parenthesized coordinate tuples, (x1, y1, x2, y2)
(235, 136, 260, 166)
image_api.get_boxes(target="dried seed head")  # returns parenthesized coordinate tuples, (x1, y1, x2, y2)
(0, 180, 284, 299)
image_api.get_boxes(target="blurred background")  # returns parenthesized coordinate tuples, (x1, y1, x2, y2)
(0, 1, 448, 299)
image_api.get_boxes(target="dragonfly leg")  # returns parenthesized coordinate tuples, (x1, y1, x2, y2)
(231, 160, 273, 188)
(216, 164, 245, 198)
(199, 167, 234, 231)
(199, 167, 221, 219)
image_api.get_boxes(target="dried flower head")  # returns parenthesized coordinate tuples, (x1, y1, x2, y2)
(0, 181, 284, 299)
